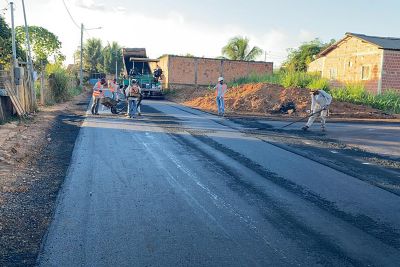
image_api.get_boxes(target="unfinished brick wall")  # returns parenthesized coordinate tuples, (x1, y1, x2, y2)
(308, 36, 383, 94)
(161, 55, 273, 88)
(381, 50, 400, 93)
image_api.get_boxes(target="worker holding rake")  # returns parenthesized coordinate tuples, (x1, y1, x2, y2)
(302, 89, 332, 132)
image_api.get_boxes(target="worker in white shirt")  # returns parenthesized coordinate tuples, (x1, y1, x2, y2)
(302, 89, 332, 132)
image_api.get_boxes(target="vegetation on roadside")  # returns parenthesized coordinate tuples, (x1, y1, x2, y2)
(330, 85, 400, 114)
(45, 63, 81, 104)
(281, 38, 335, 72)
(230, 71, 400, 113)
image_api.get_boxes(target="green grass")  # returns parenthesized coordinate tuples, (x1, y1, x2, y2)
(330, 85, 400, 113)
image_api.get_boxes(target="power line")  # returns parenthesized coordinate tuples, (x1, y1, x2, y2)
(61, 0, 80, 30)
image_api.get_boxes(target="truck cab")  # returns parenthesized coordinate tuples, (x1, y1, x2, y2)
(122, 48, 163, 98)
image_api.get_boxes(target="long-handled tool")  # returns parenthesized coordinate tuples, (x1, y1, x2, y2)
(280, 109, 324, 129)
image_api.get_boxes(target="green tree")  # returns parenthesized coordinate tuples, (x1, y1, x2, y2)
(15, 25, 64, 68)
(222, 36, 263, 61)
(0, 16, 25, 66)
(101, 42, 123, 75)
(83, 38, 103, 73)
(282, 38, 335, 72)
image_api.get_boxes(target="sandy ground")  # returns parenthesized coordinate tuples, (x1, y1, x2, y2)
(168, 83, 399, 120)
(0, 91, 90, 265)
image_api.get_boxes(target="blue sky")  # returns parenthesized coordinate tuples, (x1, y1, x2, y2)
(1, 0, 399, 65)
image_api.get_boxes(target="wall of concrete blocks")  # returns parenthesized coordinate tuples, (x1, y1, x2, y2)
(158, 55, 273, 89)
(381, 50, 400, 93)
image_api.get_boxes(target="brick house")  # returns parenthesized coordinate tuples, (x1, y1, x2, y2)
(308, 32, 400, 94)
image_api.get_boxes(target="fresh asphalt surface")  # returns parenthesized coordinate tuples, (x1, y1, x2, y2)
(256, 119, 400, 158)
(38, 100, 400, 266)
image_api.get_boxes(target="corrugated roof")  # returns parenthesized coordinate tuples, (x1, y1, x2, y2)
(346, 32, 400, 50)
(316, 32, 400, 58)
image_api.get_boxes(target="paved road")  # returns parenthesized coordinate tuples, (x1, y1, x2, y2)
(256, 119, 400, 158)
(38, 100, 400, 266)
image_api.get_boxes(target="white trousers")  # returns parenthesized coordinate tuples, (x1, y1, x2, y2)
(306, 108, 328, 128)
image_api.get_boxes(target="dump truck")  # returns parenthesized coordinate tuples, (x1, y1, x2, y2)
(121, 48, 163, 98)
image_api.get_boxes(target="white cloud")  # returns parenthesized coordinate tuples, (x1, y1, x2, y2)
(75, 0, 105, 11)
(2, 1, 317, 68)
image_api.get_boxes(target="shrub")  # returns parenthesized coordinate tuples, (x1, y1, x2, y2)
(46, 63, 81, 103)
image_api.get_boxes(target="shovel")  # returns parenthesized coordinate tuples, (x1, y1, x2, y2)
(280, 109, 324, 129)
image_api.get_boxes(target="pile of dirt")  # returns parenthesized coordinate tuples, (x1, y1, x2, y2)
(169, 83, 397, 119)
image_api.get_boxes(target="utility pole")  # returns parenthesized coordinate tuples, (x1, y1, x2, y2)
(21, 0, 34, 80)
(80, 23, 83, 87)
(115, 51, 118, 81)
(80, 24, 101, 87)
(10, 2, 17, 67)
(21, 0, 36, 108)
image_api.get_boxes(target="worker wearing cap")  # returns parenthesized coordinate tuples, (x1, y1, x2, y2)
(125, 79, 141, 118)
(215, 77, 227, 116)
(91, 78, 106, 115)
(302, 89, 332, 132)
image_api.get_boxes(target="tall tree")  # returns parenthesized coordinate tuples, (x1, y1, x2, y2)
(0, 16, 25, 66)
(101, 42, 123, 75)
(15, 25, 64, 68)
(222, 36, 262, 61)
(83, 38, 103, 73)
(282, 38, 335, 72)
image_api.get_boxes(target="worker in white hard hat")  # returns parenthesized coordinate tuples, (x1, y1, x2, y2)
(215, 77, 227, 116)
(302, 89, 332, 132)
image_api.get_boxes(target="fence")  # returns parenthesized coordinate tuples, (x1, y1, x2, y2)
(0, 63, 37, 122)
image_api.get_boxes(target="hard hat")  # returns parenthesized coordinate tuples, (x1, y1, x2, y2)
(218, 77, 224, 82)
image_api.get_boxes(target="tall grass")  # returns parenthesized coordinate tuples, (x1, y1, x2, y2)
(330, 84, 400, 114)
(230, 71, 400, 114)
(45, 63, 81, 104)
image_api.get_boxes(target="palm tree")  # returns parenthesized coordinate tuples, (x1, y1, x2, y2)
(83, 38, 103, 73)
(222, 36, 263, 61)
(102, 42, 123, 75)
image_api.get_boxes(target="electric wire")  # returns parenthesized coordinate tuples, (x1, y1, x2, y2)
(61, 0, 80, 30)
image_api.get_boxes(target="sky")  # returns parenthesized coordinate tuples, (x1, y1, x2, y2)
(1, 0, 400, 66)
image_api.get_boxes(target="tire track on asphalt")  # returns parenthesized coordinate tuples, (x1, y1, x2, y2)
(161, 104, 400, 250)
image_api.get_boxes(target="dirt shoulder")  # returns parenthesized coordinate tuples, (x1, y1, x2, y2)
(0, 91, 90, 266)
(166, 83, 400, 121)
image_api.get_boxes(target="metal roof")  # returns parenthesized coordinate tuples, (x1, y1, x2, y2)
(346, 32, 400, 50)
(318, 32, 400, 58)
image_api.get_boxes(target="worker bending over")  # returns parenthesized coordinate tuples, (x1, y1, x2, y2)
(302, 89, 332, 132)
(91, 78, 106, 115)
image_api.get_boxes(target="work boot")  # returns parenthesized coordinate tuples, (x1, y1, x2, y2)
(301, 125, 309, 131)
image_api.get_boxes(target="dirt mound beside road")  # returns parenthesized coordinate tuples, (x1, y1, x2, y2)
(174, 83, 396, 119)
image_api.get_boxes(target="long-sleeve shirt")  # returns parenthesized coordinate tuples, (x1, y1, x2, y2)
(311, 90, 332, 111)
(215, 83, 227, 98)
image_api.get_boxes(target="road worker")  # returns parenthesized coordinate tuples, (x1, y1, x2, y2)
(109, 78, 118, 100)
(302, 89, 332, 132)
(215, 77, 227, 116)
(91, 78, 106, 115)
(125, 79, 141, 118)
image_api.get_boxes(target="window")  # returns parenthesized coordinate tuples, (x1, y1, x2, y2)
(362, 66, 370, 80)
(329, 68, 337, 79)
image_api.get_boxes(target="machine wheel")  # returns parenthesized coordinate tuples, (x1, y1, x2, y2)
(111, 106, 118, 114)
